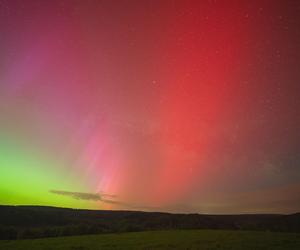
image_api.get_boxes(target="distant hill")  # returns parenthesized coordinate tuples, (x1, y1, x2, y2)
(0, 205, 299, 239)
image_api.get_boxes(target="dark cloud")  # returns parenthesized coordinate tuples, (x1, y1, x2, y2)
(49, 189, 133, 207)
(50, 190, 103, 201)
(50, 189, 158, 211)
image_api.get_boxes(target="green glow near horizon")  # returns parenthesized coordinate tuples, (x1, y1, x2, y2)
(0, 135, 97, 209)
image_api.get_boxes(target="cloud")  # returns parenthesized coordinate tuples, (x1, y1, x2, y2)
(49, 189, 132, 207)
(50, 190, 103, 201)
(49, 189, 158, 211)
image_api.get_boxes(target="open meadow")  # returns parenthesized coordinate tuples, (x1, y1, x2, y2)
(1, 229, 300, 250)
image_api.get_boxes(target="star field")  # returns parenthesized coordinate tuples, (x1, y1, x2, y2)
(0, 0, 299, 213)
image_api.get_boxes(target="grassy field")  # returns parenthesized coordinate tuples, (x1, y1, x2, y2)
(0, 230, 300, 250)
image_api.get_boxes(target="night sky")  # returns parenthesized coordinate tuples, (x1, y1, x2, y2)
(0, 0, 299, 214)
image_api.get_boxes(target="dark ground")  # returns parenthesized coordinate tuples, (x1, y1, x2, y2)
(0, 205, 299, 240)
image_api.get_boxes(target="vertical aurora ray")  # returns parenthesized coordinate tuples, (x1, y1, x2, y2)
(151, 1, 250, 204)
